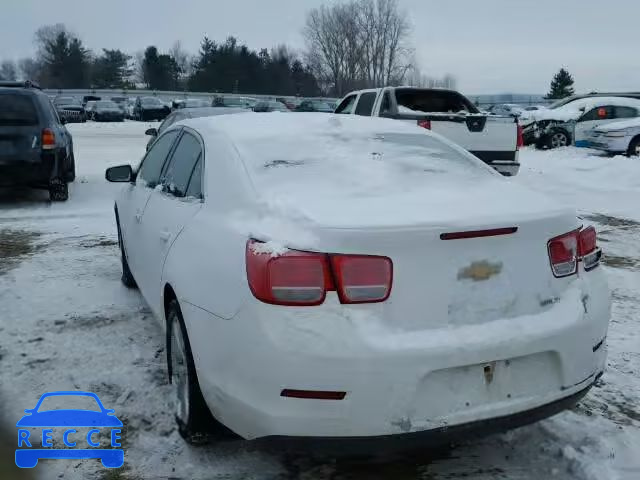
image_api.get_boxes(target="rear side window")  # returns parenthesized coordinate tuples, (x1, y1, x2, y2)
(185, 158, 203, 199)
(614, 106, 638, 119)
(354, 92, 377, 116)
(138, 130, 180, 188)
(335, 95, 357, 114)
(394, 89, 478, 114)
(0, 94, 39, 126)
(580, 106, 613, 121)
(161, 132, 202, 198)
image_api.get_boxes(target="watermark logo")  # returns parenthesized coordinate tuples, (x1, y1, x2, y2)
(15, 391, 124, 469)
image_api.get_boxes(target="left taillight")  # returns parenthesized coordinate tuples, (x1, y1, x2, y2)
(41, 128, 55, 150)
(246, 240, 393, 306)
(517, 124, 524, 149)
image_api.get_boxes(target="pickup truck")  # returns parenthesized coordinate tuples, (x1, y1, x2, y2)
(334, 87, 522, 176)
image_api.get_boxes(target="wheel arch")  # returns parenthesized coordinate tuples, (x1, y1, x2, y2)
(627, 134, 640, 155)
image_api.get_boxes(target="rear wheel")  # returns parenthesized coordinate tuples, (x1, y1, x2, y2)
(49, 180, 68, 202)
(166, 299, 214, 444)
(546, 130, 570, 149)
(627, 137, 640, 157)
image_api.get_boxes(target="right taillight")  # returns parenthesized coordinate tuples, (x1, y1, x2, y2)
(517, 124, 524, 149)
(548, 226, 601, 277)
(42, 128, 55, 150)
(246, 240, 393, 306)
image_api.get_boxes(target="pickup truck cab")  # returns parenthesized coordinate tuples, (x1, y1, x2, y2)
(335, 87, 521, 176)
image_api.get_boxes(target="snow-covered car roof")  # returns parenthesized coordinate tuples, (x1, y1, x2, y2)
(594, 117, 640, 132)
(528, 97, 640, 123)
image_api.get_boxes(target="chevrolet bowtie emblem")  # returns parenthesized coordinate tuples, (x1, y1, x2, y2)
(457, 261, 503, 282)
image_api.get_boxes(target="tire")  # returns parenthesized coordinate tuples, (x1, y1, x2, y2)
(627, 137, 640, 157)
(545, 130, 570, 149)
(66, 153, 76, 183)
(49, 180, 68, 201)
(116, 216, 137, 289)
(166, 299, 215, 444)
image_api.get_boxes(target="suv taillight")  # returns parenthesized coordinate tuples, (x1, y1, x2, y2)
(246, 240, 393, 306)
(517, 124, 524, 149)
(548, 227, 601, 277)
(42, 128, 55, 150)
(417, 119, 431, 130)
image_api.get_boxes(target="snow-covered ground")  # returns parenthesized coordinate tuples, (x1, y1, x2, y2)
(0, 122, 639, 479)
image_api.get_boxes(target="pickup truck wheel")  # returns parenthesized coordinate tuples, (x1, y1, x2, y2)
(627, 137, 640, 157)
(166, 299, 214, 444)
(49, 180, 68, 202)
(547, 130, 570, 149)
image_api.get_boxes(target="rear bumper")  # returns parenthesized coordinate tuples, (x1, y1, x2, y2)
(258, 380, 597, 454)
(0, 151, 64, 187)
(469, 150, 520, 176)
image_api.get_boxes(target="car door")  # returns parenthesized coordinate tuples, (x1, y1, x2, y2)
(120, 129, 181, 285)
(354, 92, 377, 117)
(335, 94, 358, 115)
(574, 106, 614, 146)
(133, 128, 204, 315)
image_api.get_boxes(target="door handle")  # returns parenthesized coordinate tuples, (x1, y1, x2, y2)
(159, 230, 171, 242)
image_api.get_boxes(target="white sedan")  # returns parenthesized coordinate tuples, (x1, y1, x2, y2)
(587, 117, 640, 156)
(106, 113, 610, 445)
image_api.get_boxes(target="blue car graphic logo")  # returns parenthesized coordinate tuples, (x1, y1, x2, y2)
(15, 391, 124, 469)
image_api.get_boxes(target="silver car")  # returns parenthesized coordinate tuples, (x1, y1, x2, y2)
(587, 118, 640, 156)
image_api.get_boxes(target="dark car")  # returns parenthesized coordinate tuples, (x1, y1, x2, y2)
(53, 96, 86, 123)
(110, 96, 129, 114)
(134, 96, 170, 121)
(212, 96, 256, 109)
(0, 81, 75, 201)
(144, 106, 246, 150)
(82, 95, 101, 106)
(89, 101, 125, 122)
(252, 100, 290, 112)
(173, 98, 211, 110)
(295, 99, 335, 113)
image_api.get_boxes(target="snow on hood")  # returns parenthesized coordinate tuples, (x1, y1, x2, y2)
(193, 113, 572, 240)
(527, 97, 640, 123)
(594, 117, 640, 132)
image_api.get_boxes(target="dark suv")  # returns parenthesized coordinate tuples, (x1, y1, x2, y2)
(0, 81, 75, 201)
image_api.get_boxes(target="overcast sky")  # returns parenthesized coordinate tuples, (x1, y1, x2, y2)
(2, 0, 638, 95)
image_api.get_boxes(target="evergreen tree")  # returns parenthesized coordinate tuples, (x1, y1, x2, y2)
(546, 68, 575, 99)
(142, 46, 180, 90)
(92, 49, 132, 88)
(37, 28, 90, 88)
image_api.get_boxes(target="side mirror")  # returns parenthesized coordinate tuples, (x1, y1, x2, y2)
(106, 165, 134, 183)
(145, 127, 158, 136)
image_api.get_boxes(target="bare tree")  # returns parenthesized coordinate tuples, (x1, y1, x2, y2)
(304, 0, 413, 96)
(0, 60, 17, 81)
(18, 58, 41, 82)
(169, 41, 191, 77)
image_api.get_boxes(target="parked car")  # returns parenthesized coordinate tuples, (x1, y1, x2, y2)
(84, 101, 98, 119)
(587, 117, 640, 156)
(134, 96, 171, 121)
(89, 100, 125, 122)
(82, 95, 101, 106)
(212, 96, 257, 109)
(106, 113, 609, 445)
(336, 87, 521, 176)
(173, 98, 211, 110)
(252, 100, 289, 112)
(0, 81, 75, 201)
(144, 106, 246, 151)
(522, 97, 640, 149)
(486, 104, 525, 117)
(295, 99, 335, 112)
(53, 96, 86, 123)
(110, 96, 129, 114)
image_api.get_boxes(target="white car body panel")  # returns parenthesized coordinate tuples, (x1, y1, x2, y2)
(115, 113, 611, 440)
(587, 117, 640, 154)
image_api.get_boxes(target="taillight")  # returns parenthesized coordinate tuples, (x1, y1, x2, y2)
(246, 240, 393, 306)
(547, 230, 579, 277)
(330, 255, 392, 304)
(578, 226, 601, 270)
(548, 226, 601, 277)
(42, 128, 56, 150)
(417, 119, 431, 130)
(517, 124, 524, 149)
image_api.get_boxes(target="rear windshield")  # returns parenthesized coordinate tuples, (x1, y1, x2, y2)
(0, 94, 39, 126)
(395, 89, 479, 114)
(142, 97, 163, 106)
(97, 101, 118, 108)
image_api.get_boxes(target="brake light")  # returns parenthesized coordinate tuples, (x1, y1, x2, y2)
(547, 230, 579, 277)
(517, 124, 524, 149)
(41, 128, 55, 150)
(417, 119, 431, 130)
(578, 226, 601, 270)
(330, 255, 392, 303)
(246, 240, 393, 306)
